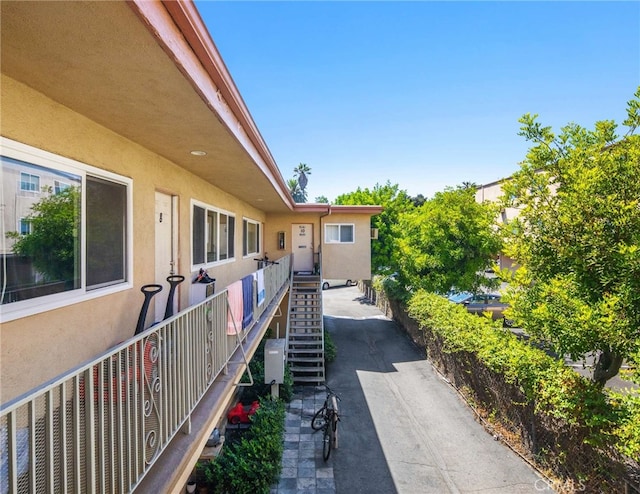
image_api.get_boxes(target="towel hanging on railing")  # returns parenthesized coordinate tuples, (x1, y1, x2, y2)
(254, 269, 265, 307)
(241, 274, 254, 329)
(226, 280, 243, 335)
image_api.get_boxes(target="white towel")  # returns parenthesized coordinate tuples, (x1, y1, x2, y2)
(255, 269, 265, 307)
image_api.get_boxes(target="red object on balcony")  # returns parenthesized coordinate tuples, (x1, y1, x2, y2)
(227, 401, 260, 424)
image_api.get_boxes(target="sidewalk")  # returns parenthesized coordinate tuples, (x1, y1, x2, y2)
(270, 386, 336, 494)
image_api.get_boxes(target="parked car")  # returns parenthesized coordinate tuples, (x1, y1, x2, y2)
(448, 291, 513, 327)
(322, 279, 355, 290)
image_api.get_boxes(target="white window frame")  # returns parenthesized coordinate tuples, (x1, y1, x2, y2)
(54, 180, 70, 194)
(19, 171, 40, 192)
(242, 218, 261, 258)
(324, 223, 355, 244)
(0, 137, 133, 323)
(191, 199, 236, 269)
(18, 218, 32, 236)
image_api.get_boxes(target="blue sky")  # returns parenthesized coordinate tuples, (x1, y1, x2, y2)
(195, 1, 639, 202)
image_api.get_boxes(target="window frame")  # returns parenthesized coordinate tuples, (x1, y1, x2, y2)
(242, 217, 261, 258)
(0, 137, 133, 323)
(191, 199, 236, 269)
(18, 218, 32, 236)
(19, 171, 40, 193)
(324, 223, 355, 244)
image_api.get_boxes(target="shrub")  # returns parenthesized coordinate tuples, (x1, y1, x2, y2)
(196, 397, 285, 494)
(406, 289, 639, 484)
(324, 329, 336, 364)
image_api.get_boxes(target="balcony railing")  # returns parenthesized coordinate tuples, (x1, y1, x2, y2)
(0, 255, 291, 494)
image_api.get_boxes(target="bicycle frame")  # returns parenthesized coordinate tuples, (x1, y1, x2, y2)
(311, 386, 340, 460)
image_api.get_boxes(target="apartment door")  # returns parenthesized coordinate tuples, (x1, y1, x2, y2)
(155, 192, 178, 323)
(292, 223, 314, 273)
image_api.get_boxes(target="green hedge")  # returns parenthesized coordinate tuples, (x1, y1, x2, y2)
(197, 397, 285, 494)
(406, 289, 640, 463)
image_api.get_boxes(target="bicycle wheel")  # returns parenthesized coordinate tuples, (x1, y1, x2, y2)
(311, 406, 328, 430)
(322, 422, 333, 461)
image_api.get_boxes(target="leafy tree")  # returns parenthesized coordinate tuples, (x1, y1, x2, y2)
(501, 87, 640, 387)
(393, 186, 501, 295)
(6, 186, 80, 283)
(314, 195, 329, 204)
(335, 181, 414, 274)
(411, 194, 427, 207)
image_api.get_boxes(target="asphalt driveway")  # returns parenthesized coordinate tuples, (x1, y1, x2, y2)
(321, 285, 550, 494)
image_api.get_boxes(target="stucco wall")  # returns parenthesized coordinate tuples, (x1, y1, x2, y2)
(265, 211, 373, 281)
(0, 75, 266, 402)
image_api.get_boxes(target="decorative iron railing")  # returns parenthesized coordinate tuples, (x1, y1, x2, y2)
(0, 255, 291, 494)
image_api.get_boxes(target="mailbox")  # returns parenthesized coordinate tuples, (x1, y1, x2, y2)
(264, 338, 286, 384)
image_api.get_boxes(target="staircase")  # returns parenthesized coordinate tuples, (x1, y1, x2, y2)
(287, 274, 325, 385)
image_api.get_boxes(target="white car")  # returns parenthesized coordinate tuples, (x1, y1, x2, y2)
(322, 279, 355, 290)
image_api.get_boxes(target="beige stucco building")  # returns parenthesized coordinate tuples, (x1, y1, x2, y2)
(1, 1, 381, 491)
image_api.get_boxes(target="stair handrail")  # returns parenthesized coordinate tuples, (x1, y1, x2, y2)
(284, 255, 295, 362)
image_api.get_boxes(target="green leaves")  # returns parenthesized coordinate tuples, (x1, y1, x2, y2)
(394, 186, 501, 295)
(406, 289, 640, 460)
(8, 186, 80, 282)
(502, 87, 640, 386)
(198, 397, 286, 494)
(335, 181, 414, 274)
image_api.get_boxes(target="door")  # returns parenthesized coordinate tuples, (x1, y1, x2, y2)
(155, 192, 178, 323)
(292, 223, 314, 273)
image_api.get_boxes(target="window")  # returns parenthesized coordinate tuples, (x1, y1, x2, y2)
(325, 223, 355, 244)
(243, 219, 261, 257)
(86, 177, 127, 289)
(20, 172, 40, 192)
(192, 201, 235, 266)
(54, 180, 70, 194)
(1, 138, 132, 320)
(19, 218, 32, 235)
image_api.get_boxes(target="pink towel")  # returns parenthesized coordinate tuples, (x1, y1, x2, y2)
(226, 280, 243, 335)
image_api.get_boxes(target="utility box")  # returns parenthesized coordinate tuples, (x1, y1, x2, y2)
(264, 338, 286, 384)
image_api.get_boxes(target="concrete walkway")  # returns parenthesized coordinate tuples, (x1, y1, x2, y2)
(273, 285, 550, 494)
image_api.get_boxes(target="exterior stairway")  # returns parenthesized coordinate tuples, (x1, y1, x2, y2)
(287, 274, 325, 385)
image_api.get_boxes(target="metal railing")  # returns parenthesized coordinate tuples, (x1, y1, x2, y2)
(0, 255, 291, 494)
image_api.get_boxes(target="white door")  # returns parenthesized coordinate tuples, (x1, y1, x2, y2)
(155, 192, 177, 323)
(292, 223, 314, 273)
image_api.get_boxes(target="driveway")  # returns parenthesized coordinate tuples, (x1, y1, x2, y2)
(321, 285, 550, 493)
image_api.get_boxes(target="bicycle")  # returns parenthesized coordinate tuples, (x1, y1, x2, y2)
(311, 385, 340, 461)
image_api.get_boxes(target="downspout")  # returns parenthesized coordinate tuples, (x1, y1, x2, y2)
(319, 205, 332, 276)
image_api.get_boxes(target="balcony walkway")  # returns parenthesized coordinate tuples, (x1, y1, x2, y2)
(1, 256, 292, 494)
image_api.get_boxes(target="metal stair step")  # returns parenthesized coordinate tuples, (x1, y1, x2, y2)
(289, 367, 324, 374)
(288, 356, 324, 363)
(293, 376, 325, 384)
(288, 347, 323, 353)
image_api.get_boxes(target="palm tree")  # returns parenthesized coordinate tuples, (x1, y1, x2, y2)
(287, 178, 305, 203)
(293, 163, 311, 202)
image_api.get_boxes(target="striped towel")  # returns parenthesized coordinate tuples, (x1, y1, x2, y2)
(241, 274, 254, 329)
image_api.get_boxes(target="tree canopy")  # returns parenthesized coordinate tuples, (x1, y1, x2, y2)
(7, 185, 80, 283)
(501, 87, 640, 386)
(334, 181, 414, 273)
(393, 186, 501, 295)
